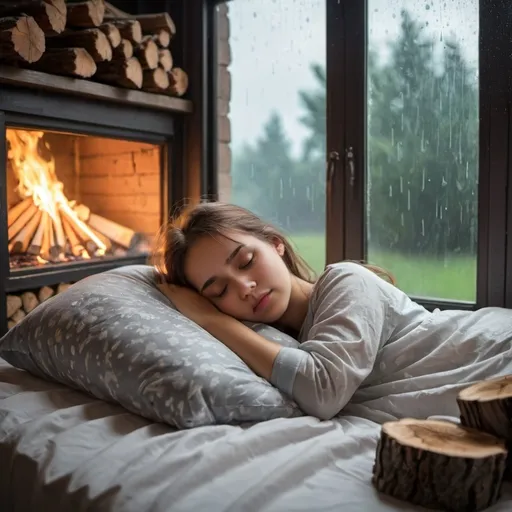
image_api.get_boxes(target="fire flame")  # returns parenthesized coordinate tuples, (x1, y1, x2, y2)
(7, 129, 62, 220)
(7, 129, 107, 258)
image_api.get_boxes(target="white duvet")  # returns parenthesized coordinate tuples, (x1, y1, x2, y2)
(1, 356, 512, 512)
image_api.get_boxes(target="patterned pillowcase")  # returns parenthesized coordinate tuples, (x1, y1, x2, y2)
(0, 265, 303, 428)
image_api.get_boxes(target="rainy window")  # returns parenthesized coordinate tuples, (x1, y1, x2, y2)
(216, 0, 326, 275)
(366, 0, 479, 302)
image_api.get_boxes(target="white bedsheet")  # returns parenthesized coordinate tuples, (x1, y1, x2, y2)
(1, 357, 512, 512)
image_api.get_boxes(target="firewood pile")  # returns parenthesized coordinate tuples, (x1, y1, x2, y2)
(0, 0, 188, 96)
(6, 282, 72, 328)
(372, 376, 512, 511)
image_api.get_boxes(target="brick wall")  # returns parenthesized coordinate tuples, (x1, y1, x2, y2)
(217, 3, 232, 202)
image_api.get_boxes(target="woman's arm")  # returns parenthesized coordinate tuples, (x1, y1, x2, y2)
(202, 314, 281, 380)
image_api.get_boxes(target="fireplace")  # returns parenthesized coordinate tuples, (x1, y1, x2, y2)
(0, 66, 191, 336)
(7, 128, 160, 270)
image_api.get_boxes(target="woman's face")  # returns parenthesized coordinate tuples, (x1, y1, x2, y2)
(184, 231, 292, 323)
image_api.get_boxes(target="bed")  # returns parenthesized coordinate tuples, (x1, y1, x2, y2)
(2, 357, 512, 512)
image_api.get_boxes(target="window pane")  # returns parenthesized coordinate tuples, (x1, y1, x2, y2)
(216, 0, 326, 275)
(367, 0, 479, 302)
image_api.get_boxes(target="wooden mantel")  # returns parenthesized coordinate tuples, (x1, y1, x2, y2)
(0, 66, 192, 115)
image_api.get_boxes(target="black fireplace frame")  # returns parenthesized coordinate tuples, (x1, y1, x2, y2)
(0, 77, 191, 336)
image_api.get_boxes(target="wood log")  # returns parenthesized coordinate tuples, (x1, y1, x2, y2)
(166, 67, 188, 97)
(7, 320, 16, 330)
(66, 0, 104, 28)
(94, 55, 142, 89)
(98, 21, 120, 48)
(40, 210, 52, 259)
(7, 198, 32, 227)
(158, 48, 172, 72)
(47, 216, 61, 260)
(29, 47, 97, 77)
(6, 294, 22, 318)
(46, 28, 112, 62)
(108, 19, 141, 44)
(112, 37, 132, 59)
(89, 226, 112, 252)
(10, 308, 26, 325)
(142, 66, 169, 93)
(76, 205, 136, 249)
(0, 14, 45, 63)
(10, 208, 42, 253)
(21, 291, 39, 314)
(135, 35, 158, 70)
(8, 203, 38, 240)
(155, 29, 170, 48)
(57, 283, 71, 294)
(0, 0, 66, 34)
(61, 214, 84, 256)
(372, 418, 507, 512)
(458, 376, 512, 477)
(38, 285, 54, 303)
(133, 13, 175, 38)
(28, 209, 48, 255)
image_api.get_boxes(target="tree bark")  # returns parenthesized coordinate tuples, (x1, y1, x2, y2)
(372, 418, 507, 512)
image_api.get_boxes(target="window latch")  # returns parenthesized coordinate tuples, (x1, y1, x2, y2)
(346, 146, 355, 187)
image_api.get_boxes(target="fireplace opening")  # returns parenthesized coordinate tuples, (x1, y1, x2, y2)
(6, 128, 162, 271)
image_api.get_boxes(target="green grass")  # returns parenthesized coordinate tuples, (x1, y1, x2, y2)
(288, 233, 477, 303)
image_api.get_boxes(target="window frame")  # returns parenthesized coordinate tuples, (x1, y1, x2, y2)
(206, 0, 512, 311)
(332, 0, 512, 311)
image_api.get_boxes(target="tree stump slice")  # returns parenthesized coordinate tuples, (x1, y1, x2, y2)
(458, 376, 512, 478)
(0, 15, 45, 63)
(372, 418, 507, 512)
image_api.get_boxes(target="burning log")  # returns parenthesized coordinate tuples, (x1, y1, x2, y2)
(9, 208, 42, 254)
(158, 48, 172, 72)
(66, 0, 105, 28)
(0, 0, 66, 34)
(8, 197, 32, 226)
(28, 210, 48, 255)
(0, 14, 45, 63)
(29, 47, 97, 78)
(45, 27, 112, 62)
(94, 55, 142, 89)
(113, 38, 132, 59)
(135, 35, 158, 70)
(8, 202, 38, 240)
(74, 204, 139, 249)
(99, 22, 120, 48)
(142, 66, 169, 92)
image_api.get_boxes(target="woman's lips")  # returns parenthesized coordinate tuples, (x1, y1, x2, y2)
(254, 291, 271, 313)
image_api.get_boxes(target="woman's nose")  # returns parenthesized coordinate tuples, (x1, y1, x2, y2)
(236, 277, 256, 298)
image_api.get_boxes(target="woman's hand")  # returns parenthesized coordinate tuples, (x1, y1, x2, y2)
(157, 283, 223, 328)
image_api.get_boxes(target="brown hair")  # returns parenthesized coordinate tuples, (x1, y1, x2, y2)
(152, 201, 395, 287)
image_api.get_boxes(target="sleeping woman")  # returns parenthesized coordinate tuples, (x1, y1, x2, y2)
(154, 201, 512, 421)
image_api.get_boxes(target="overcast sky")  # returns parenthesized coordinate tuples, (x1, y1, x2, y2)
(225, 0, 479, 158)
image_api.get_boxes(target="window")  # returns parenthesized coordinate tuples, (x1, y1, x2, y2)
(216, 0, 327, 275)
(366, 1, 479, 303)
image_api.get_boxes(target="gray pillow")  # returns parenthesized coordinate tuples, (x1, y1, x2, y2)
(0, 265, 303, 428)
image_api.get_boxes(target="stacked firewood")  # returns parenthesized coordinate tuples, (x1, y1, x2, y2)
(372, 376, 512, 511)
(6, 282, 72, 328)
(0, 0, 188, 96)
